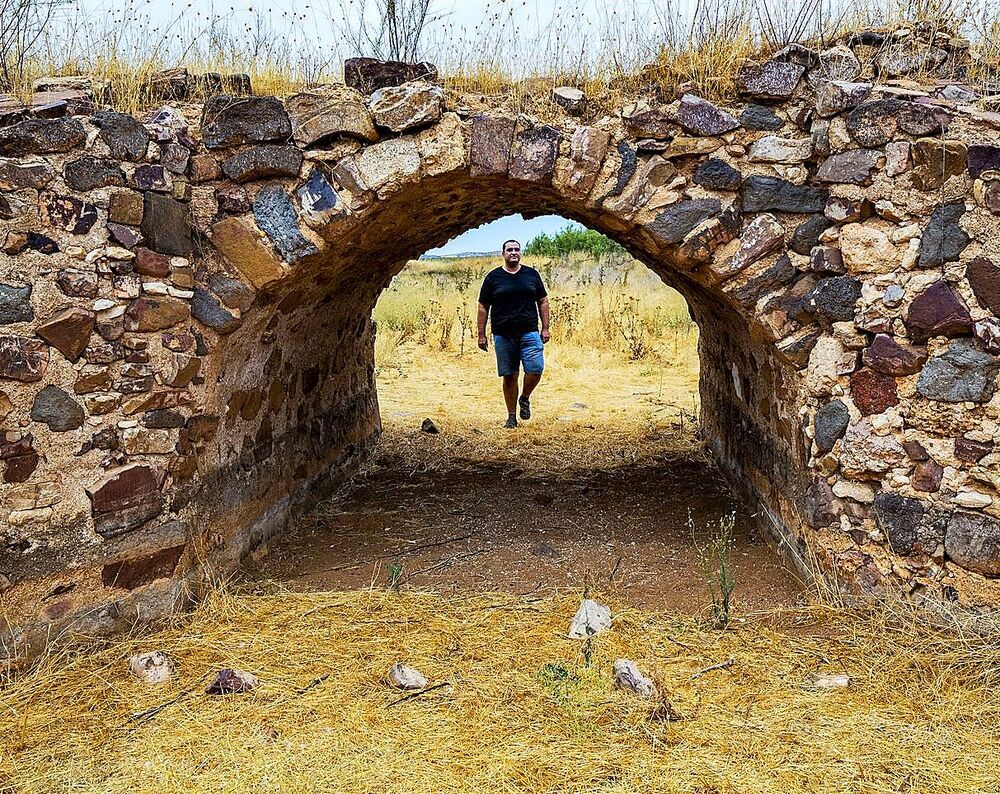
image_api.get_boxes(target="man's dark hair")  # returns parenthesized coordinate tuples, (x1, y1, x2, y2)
(502, 239, 520, 252)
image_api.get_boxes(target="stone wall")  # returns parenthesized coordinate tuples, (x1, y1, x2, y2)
(3, 38, 1000, 666)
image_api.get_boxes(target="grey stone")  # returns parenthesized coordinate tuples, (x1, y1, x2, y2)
(845, 99, 902, 147)
(625, 108, 675, 139)
(285, 85, 378, 147)
(64, 156, 126, 191)
(815, 80, 871, 117)
(368, 80, 443, 132)
(131, 164, 171, 192)
(810, 275, 862, 323)
(160, 143, 190, 174)
(945, 511, 1000, 577)
(201, 96, 292, 149)
(469, 115, 516, 176)
(738, 60, 804, 99)
(740, 104, 784, 131)
(873, 492, 924, 555)
(791, 214, 828, 255)
(192, 287, 243, 334)
(815, 45, 862, 82)
(141, 193, 193, 256)
(343, 57, 437, 94)
(552, 86, 586, 114)
(648, 199, 722, 245)
(0, 118, 86, 156)
(0, 284, 32, 325)
(207, 272, 254, 311)
(0, 158, 56, 190)
(741, 175, 828, 213)
(693, 158, 742, 191)
(896, 102, 949, 137)
(966, 257, 1000, 315)
(731, 253, 797, 307)
(804, 478, 837, 527)
(596, 141, 637, 204)
(30, 384, 84, 431)
(252, 184, 319, 264)
(676, 95, 739, 136)
(509, 125, 561, 182)
(878, 45, 947, 78)
(748, 135, 812, 163)
(917, 340, 1000, 403)
(774, 43, 819, 68)
(296, 166, 340, 226)
(815, 149, 881, 184)
(220, 145, 303, 183)
(814, 399, 849, 453)
(917, 203, 969, 268)
(91, 110, 150, 161)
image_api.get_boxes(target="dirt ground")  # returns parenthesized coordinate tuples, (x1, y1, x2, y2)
(247, 344, 805, 615)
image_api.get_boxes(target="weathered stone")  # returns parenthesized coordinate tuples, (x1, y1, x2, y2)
(693, 158, 742, 191)
(966, 257, 1000, 314)
(850, 368, 898, 416)
(677, 95, 739, 136)
(815, 80, 871, 117)
(126, 297, 191, 332)
(825, 196, 870, 225)
(252, 183, 319, 263)
(131, 164, 171, 192)
(552, 86, 586, 114)
(108, 190, 144, 226)
(904, 281, 973, 342)
(873, 492, 924, 555)
(810, 275, 862, 323)
(553, 126, 609, 199)
(188, 153, 221, 183)
(0, 117, 85, 156)
(86, 463, 164, 538)
(215, 185, 251, 214)
(837, 223, 896, 273)
(206, 273, 254, 311)
(663, 136, 722, 158)
(845, 99, 901, 147)
(296, 166, 341, 226)
(945, 511, 1000, 577)
(343, 58, 437, 94)
(594, 141, 637, 204)
(878, 45, 948, 78)
(201, 96, 291, 149)
(509, 125, 560, 183)
(808, 246, 845, 274)
(160, 143, 190, 174)
(35, 308, 95, 362)
(917, 340, 1000, 403)
(368, 80, 442, 132)
(748, 135, 812, 163)
(624, 107, 674, 139)
(0, 158, 55, 191)
(912, 459, 943, 493)
(30, 385, 84, 431)
(0, 284, 32, 325)
(53, 269, 97, 299)
(286, 86, 377, 146)
(141, 192, 193, 256)
(740, 104, 783, 130)
(355, 137, 420, 193)
(791, 215, 828, 255)
(63, 156, 125, 191)
(805, 478, 837, 527)
(0, 336, 48, 382)
(163, 352, 201, 387)
(91, 110, 149, 161)
(648, 199, 721, 245)
(911, 138, 967, 191)
(863, 334, 927, 375)
(741, 175, 828, 213)
(738, 60, 804, 99)
(107, 222, 143, 250)
(675, 209, 741, 267)
(955, 436, 994, 463)
(39, 191, 98, 234)
(968, 144, 1000, 179)
(192, 287, 242, 334)
(132, 248, 169, 278)
(26, 232, 59, 254)
(731, 253, 797, 306)
(210, 216, 285, 288)
(974, 317, 1000, 355)
(220, 145, 303, 183)
(143, 408, 187, 429)
(73, 367, 112, 394)
(816, 45, 862, 81)
(714, 214, 785, 280)
(897, 103, 950, 137)
(814, 399, 850, 453)
(885, 141, 911, 176)
(816, 149, 881, 184)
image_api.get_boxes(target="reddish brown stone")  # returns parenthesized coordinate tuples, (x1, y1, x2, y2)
(955, 436, 994, 463)
(188, 153, 221, 183)
(39, 190, 98, 234)
(0, 335, 49, 381)
(73, 368, 112, 394)
(912, 459, 943, 492)
(215, 185, 251, 214)
(863, 333, 928, 375)
(134, 247, 171, 277)
(126, 297, 190, 332)
(108, 190, 144, 225)
(850, 368, 899, 415)
(470, 115, 515, 177)
(56, 269, 98, 298)
(86, 463, 164, 538)
(121, 389, 193, 415)
(903, 280, 974, 343)
(101, 544, 185, 589)
(35, 307, 95, 362)
(903, 440, 929, 461)
(966, 257, 1000, 315)
(1, 431, 38, 483)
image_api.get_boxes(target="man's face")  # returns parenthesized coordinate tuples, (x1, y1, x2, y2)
(503, 242, 521, 266)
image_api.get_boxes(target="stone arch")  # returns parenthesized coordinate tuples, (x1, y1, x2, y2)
(3, 61, 1000, 665)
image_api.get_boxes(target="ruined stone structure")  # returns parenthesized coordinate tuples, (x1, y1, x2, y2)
(2, 39, 1000, 666)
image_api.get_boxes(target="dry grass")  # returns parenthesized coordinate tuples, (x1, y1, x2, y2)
(2, 588, 999, 793)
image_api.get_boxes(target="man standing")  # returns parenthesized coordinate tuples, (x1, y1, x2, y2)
(477, 239, 550, 428)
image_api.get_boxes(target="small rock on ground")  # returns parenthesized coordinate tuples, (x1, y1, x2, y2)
(388, 662, 428, 690)
(613, 658, 657, 698)
(205, 668, 258, 694)
(129, 650, 174, 684)
(568, 598, 612, 639)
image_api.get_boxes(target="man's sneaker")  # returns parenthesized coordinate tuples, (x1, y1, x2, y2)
(518, 396, 531, 421)
(504, 415, 518, 429)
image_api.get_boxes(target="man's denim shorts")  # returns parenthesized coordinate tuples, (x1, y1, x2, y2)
(494, 331, 544, 377)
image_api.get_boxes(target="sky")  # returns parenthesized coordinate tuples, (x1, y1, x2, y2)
(425, 214, 572, 256)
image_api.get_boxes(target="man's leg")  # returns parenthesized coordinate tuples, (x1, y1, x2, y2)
(518, 332, 544, 420)
(503, 374, 519, 416)
(494, 335, 520, 427)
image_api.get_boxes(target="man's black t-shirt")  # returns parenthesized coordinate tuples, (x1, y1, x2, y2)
(478, 265, 547, 336)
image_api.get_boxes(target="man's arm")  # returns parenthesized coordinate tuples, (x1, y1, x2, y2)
(477, 302, 489, 350)
(538, 296, 550, 343)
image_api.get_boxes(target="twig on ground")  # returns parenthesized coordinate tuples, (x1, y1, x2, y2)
(296, 674, 330, 695)
(690, 657, 736, 679)
(387, 682, 451, 707)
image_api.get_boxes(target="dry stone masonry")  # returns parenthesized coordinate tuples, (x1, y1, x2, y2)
(2, 37, 1000, 666)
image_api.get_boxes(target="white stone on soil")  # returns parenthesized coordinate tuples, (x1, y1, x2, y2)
(129, 650, 174, 684)
(612, 659, 657, 698)
(567, 599, 612, 639)
(388, 663, 428, 690)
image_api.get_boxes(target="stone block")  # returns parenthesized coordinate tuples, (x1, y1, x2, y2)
(140, 192, 193, 256)
(210, 216, 285, 288)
